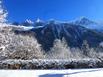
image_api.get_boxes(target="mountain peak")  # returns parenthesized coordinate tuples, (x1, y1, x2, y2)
(25, 19, 34, 24)
(79, 17, 90, 22)
(35, 18, 43, 23)
(70, 17, 103, 30)
(73, 17, 96, 26)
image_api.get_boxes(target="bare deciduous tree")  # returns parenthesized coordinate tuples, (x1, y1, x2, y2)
(0, 26, 45, 60)
(47, 38, 73, 59)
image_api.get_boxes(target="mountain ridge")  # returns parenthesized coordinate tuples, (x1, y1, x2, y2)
(13, 20, 103, 51)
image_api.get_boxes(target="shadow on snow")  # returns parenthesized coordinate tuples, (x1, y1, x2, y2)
(39, 69, 100, 77)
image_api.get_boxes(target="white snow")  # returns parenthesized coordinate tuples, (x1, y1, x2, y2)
(20, 26, 34, 30)
(34, 26, 44, 28)
(0, 68, 103, 77)
(25, 19, 34, 24)
(0, 70, 35, 77)
(0, 23, 34, 31)
(35, 18, 44, 23)
(36, 69, 103, 77)
(0, 0, 8, 23)
(70, 17, 103, 31)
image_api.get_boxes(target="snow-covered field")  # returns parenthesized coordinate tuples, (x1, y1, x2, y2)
(0, 68, 103, 77)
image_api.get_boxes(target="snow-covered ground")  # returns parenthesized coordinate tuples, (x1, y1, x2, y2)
(0, 68, 103, 77)
(36, 69, 103, 77)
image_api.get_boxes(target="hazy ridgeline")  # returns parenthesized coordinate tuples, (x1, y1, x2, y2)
(0, 26, 103, 60)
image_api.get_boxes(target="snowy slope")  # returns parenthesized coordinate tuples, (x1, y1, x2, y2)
(71, 17, 103, 31)
(0, 70, 35, 77)
(36, 69, 103, 77)
(0, 69, 103, 77)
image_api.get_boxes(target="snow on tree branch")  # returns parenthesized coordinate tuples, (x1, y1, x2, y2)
(0, 0, 8, 23)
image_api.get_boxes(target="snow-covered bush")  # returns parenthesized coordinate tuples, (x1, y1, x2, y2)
(70, 47, 85, 59)
(47, 38, 73, 59)
(0, 26, 45, 60)
(0, 0, 8, 23)
(8, 34, 45, 59)
(46, 38, 103, 59)
(0, 59, 101, 69)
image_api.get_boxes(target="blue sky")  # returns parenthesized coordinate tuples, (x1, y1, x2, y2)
(3, 0, 103, 22)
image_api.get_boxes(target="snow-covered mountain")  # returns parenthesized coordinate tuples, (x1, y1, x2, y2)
(14, 20, 103, 51)
(20, 17, 103, 32)
(19, 17, 103, 32)
(3, 17, 102, 51)
(71, 17, 103, 31)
